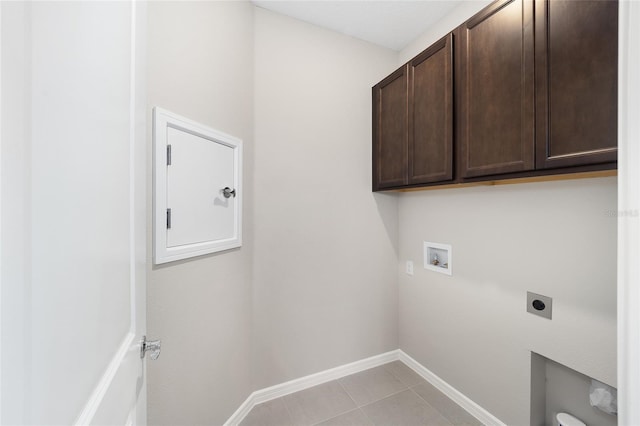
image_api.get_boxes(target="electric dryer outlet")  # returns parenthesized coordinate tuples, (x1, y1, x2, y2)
(526, 291, 552, 320)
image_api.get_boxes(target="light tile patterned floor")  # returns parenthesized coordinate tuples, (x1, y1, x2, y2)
(239, 361, 483, 426)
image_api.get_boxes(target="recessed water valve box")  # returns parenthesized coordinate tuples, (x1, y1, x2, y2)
(424, 241, 452, 275)
(527, 291, 552, 319)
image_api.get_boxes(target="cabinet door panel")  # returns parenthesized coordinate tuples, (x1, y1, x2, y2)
(373, 66, 408, 190)
(535, 0, 618, 169)
(457, 0, 535, 178)
(409, 34, 453, 184)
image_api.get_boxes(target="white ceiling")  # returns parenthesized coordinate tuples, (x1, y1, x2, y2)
(252, 1, 463, 51)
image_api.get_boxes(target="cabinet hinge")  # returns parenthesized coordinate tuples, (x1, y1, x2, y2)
(166, 208, 172, 229)
(167, 144, 172, 166)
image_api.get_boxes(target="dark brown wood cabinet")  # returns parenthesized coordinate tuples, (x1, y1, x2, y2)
(373, 34, 453, 190)
(408, 34, 453, 185)
(535, 0, 618, 169)
(373, 66, 408, 190)
(372, 0, 618, 192)
(456, 0, 535, 178)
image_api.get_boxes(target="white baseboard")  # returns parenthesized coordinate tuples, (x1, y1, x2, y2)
(225, 349, 504, 426)
(398, 350, 506, 426)
(224, 350, 399, 425)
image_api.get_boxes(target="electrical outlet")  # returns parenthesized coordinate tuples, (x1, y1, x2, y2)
(406, 261, 414, 276)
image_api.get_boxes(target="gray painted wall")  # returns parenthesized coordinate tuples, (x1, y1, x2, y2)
(397, 5, 617, 424)
(398, 178, 617, 425)
(146, 2, 400, 421)
(146, 2, 254, 424)
(252, 7, 400, 390)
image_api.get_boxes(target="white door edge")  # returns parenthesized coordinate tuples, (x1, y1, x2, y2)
(0, 2, 4, 423)
(0, 1, 147, 423)
(74, 333, 136, 425)
(618, 1, 640, 425)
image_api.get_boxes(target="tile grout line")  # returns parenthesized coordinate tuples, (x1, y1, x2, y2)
(398, 351, 499, 425)
(382, 361, 411, 387)
(306, 379, 360, 426)
(358, 386, 412, 411)
(314, 378, 366, 424)
(383, 360, 430, 390)
(356, 407, 374, 426)
(358, 386, 455, 426)
(408, 380, 480, 425)
(393, 359, 462, 425)
(337, 384, 377, 426)
(362, 361, 456, 426)
(408, 385, 453, 425)
(354, 361, 418, 414)
(279, 394, 295, 426)
(334, 373, 376, 426)
(310, 407, 371, 426)
(347, 363, 411, 407)
(313, 363, 408, 426)
(336, 378, 359, 408)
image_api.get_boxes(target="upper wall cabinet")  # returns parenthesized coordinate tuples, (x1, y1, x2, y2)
(456, 0, 535, 178)
(372, 0, 618, 192)
(535, 0, 618, 169)
(373, 34, 453, 190)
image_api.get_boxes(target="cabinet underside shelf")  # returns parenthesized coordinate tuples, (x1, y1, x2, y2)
(396, 169, 617, 193)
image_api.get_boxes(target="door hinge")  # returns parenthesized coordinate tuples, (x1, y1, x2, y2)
(167, 144, 172, 165)
(166, 208, 172, 229)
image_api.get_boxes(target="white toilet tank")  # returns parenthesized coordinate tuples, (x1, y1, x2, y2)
(557, 412, 586, 426)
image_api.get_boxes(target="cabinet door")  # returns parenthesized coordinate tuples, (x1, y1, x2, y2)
(457, 0, 535, 178)
(408, 34, 453, 184)
(373, 65, 408, 190)
(535, 0, 618, 169)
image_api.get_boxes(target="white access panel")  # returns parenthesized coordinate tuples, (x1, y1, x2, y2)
(154, 107, 242, 264)
(166, 127, 235, 247)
